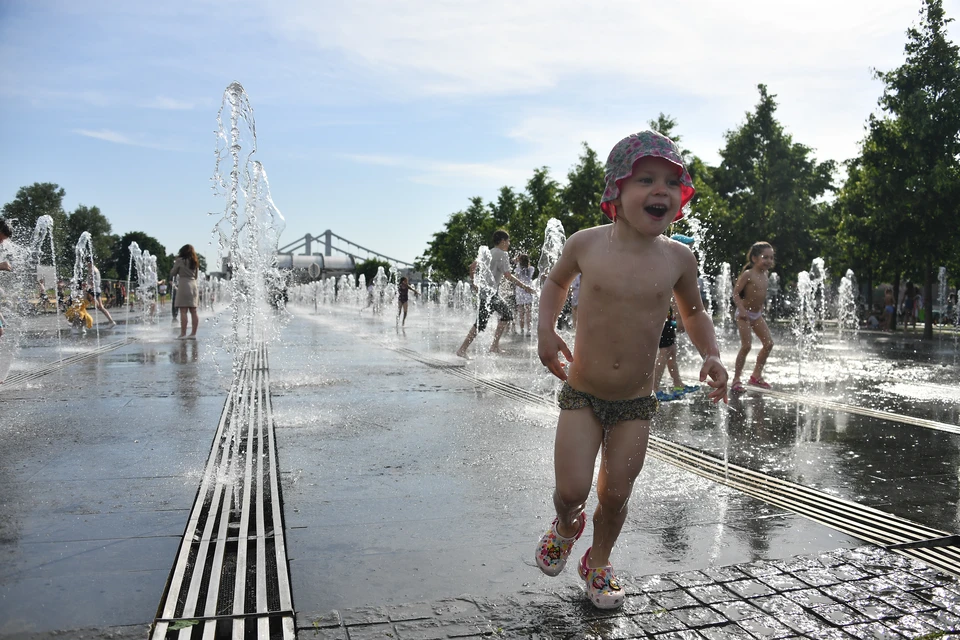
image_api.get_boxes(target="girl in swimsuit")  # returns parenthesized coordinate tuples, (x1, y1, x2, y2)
(397, 277, 418, 326)
(731, 242, 775, 393)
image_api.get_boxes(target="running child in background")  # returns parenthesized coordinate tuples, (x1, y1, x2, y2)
(654, 233, 702, 401)
(85, 256, 117, 327)
(535, 131, 727, 610)
(731, 242, 775, 393)
(396, 276, 418, 326)
(513, 254, 535, 336)
(653, 299, 700, 401)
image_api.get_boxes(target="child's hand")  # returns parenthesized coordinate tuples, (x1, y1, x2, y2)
(538, 329, 573, 380)
(699, 355, 728, 404)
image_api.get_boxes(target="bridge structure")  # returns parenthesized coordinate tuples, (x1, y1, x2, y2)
(275, 230, 415, 277)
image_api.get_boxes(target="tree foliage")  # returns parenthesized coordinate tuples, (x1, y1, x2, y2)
(109, 231, 171, 282)
(830, 0, 960, 336)
(67, 204, 117, 276)
(710, 85, 836, 280)
(355, 258, 392, 285)
(874, 0, 960, 337)
(1, 183, 70, 276)
(560, 143, 607, 236)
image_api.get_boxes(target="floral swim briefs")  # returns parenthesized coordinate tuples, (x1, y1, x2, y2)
(557, 382, 659, 430)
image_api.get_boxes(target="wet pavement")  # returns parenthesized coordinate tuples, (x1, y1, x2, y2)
(1, 303, 959, 638)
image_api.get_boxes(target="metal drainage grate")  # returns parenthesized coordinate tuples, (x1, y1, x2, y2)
(151, 342, 295, 639)
(749, 386, 960, 435)
(0, 337, 137, 390)
(393, 346, 960, 578)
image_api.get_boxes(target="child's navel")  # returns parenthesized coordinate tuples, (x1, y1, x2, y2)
(613, 361, 620, 369)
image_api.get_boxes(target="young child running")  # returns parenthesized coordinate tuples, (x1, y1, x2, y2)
(653, 301, 700, 401)
(731, 242, 775, 393)
(535, 131, 728, 610)
(396, 276, 418, 326)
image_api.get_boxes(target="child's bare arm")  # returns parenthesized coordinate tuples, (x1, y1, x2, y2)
(673, 250, 728, 403)
(504, 271, 534, 292)
(537, 233, 582, 380)
(732, 271, 750, 315)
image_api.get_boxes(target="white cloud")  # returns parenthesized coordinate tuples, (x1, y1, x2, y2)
(343, 152, 529, 187)
(74, 129, 137, 144)
(142, 96, 195, 110)
(72, 128, 181, 151)
(264, 0, 952, 168)
(266, 0, 927, 98)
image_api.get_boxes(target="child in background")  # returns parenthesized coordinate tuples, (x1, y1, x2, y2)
(513, 254, 535, 336)
(65, 286, 94, 330)
(654, 233, 702, 401)
(653, 300, 700, 401)
(731, 242, 775, 393)
(535, 131, 727, 609)
(396, 276, 418, 326)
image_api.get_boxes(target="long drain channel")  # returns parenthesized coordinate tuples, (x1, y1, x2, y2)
(151, 342, 295, 640)
(744, 386, 960, 435)
(393, 347, 960, 578)
(0, 337, 137, 390)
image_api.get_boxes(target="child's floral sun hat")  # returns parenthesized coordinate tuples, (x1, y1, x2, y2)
(600, 130, 695, 222)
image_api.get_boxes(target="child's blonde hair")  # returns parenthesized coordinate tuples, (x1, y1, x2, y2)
(741, 242, 773, 274)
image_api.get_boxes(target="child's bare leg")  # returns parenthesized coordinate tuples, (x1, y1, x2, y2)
(588, 419, 650, 568)
(733, 318, 753, 382)
(490, 319, 508, 352)
(665, 344, 683, 388)
(653, 347, 668, 390)
(179, 312, 188, 337)
(456, 325, 477, 357)
(750, 318, 774, 380)
(94, 298, 115, 324)
(189, 308, 199, 335)
(553, 408, 603, 536)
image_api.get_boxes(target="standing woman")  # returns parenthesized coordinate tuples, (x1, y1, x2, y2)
(170, 244, 200, 339)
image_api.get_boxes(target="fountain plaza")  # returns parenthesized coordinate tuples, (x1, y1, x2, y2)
(0, 291, 959, 640)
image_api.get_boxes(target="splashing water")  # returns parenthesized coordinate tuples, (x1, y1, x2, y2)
(372, 267, 388, 315)
(715, 263, 732, 333)
(212, 82, 287, 365)
(837, 269, 859, 337)
(30, 216, 63, 350)
(685, 215, 713, 316)
(809, 257, 828, 329)
(536, 219, 566, 282)
(938, 266, 948, 326)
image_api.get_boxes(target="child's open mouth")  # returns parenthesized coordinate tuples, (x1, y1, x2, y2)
(644, 204, 668, 218)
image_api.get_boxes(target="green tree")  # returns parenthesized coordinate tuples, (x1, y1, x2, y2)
(110, 232, 170, 282)
(680, 156, 734, 276)
(1, 183, 70, 277)
(355, 258, 392, 285)
(560, 142, 606, 236)
(490, 187, 518, 229)
(871, 0, 960, 338)
(415, 197, 496, 281)
(67, 204, 117, 276)
(831, 120, 917, 323)
(512, 167, 560, 258)
(711, 84, 836, 281)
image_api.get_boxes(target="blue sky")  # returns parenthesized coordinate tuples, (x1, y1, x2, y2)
(1, 0, 957, 268)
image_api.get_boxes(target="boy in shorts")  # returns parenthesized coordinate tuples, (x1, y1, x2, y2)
(535, 130, 728, 609)
(456, 230, 535, 357)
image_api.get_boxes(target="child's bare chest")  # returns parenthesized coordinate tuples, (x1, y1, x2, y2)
(579, 247, 676, 311)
